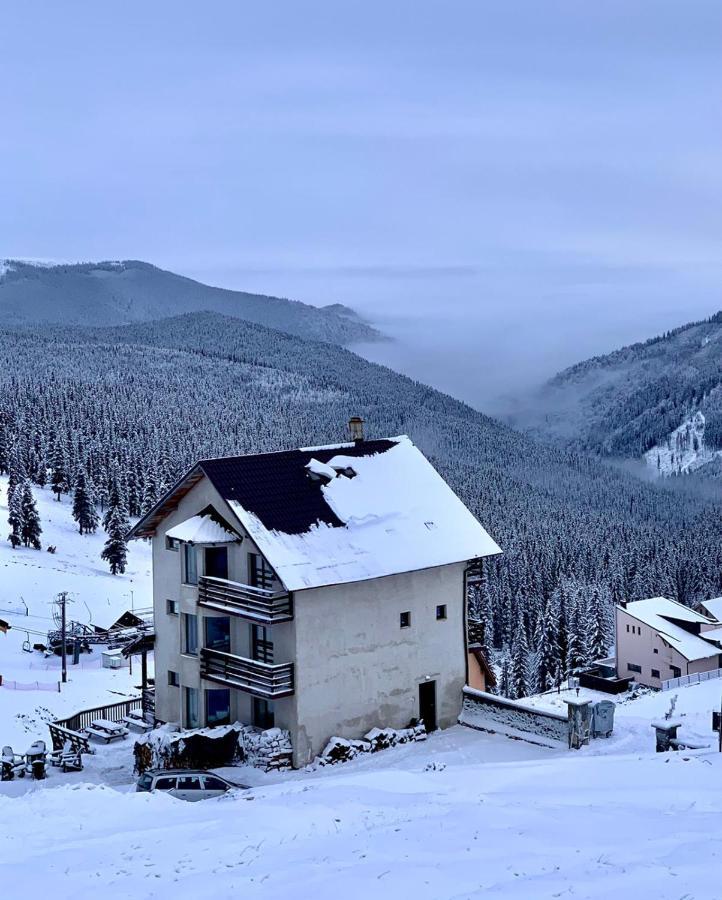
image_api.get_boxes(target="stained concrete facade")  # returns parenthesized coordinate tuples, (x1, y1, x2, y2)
(151, 476, 470, 766)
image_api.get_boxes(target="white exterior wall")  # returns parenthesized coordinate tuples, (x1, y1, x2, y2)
(291, 563, 467, 766)
(615, 607, 720, 688)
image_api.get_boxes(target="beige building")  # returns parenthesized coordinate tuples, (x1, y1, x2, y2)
(615, 597, 722, 689)
(129, 431, 501, 766)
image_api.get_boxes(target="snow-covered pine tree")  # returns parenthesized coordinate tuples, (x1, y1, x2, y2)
(497, 649, 512, 698)
(537, 594, 561, 691)
(565, 591, 588, 676)
(584, 584, 610, 662)
(72, 470, 99, 535)
(508, 606, 530, 699)
(50, 436, 70, 501)
(101, 504, 129, 575)
(7, 487, 23, 548)
(6, 446, 27, 506)
(19, 480, 41, 549)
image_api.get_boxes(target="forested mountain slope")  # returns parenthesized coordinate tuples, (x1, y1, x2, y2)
(0, 259, 380, 345)
(511, 311, 722, 476)
(3, 312, 722, 695)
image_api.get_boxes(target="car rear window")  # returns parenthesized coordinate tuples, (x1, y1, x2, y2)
(202, 776, 229, 791)
(154, 776, 177, 790)
(177, 776, 202, 790)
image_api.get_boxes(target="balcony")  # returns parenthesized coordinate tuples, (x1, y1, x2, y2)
(198, 576, 293, 624)
(200, 647, 295, 699)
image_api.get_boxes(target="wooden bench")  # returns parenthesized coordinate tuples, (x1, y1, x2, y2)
(83, 719, 128, 743)
(122, 712, 152, 733)
(48, 723, 92, 756)
(47, 723, 91, 772)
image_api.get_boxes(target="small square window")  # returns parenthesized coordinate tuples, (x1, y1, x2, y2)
(436, 605, 447, 620)
(165, 536, 180, 551)
(167, 670, 180, 687)
(653, 648, 659, 654)
(651, 669, 660, 679)
(166, 598, 179, 616)
(400, 611, 411, 628)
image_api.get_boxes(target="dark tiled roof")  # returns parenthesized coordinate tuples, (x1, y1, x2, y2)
(198, 439, 397, 535)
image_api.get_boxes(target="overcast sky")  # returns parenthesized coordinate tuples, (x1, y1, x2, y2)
(2, 2, 721, 408)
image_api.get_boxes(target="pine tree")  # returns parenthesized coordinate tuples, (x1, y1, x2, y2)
(0, 423, 9, 475)
(101, 504, 129, 575)
(19, 480, 41, 549)
(72, 471, 99, 535)
(565, 594, 587, 676)
(509, 607, 530, 699)
(7, 487, 23, 548)
(497, 650, 512, 698)
(6, 446, 27, 507)
(50, 437, 70, 501)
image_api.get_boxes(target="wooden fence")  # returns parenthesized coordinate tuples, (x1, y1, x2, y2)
(54, 697, 143, 732)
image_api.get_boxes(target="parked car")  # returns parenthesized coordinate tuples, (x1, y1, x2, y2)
(136, 769, 247, 801)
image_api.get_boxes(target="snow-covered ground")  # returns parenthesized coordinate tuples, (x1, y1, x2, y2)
(2, 478, 722, 898)
(0, 477, 152, 746)
(0, 720, 720, 900)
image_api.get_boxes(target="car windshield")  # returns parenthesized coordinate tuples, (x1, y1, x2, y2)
(137, 774, 153, 791)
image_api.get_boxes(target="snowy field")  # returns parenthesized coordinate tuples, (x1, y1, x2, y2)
(2, 479, 722, 898)
(0, 477, 152, 746)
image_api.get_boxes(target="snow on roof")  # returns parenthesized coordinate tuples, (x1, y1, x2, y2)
(228, 435, 501, 591)
(700, 597, 722, 623)
(305, 458, 338, 482)
(622, 597, 721, 662)
(166, 513, 238, 545)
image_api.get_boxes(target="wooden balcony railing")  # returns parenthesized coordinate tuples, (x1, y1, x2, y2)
(198, 576, 293, 624)
(200, 648, 295, 699)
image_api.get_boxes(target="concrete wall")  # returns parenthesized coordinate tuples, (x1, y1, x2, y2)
(615, 606, 721, 689)
(290, 562, 467, 766)
(459, 687, 569, 745)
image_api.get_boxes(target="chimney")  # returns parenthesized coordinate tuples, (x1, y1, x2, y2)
(348, 416, 364, 443)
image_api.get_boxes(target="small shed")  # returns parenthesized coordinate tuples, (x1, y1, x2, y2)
(101, 649, 126, 669)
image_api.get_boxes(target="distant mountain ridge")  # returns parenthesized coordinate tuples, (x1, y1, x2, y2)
(0, 258, 382, 345)
(511, 310, 722, 476)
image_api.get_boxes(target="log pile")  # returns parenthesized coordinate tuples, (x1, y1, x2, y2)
(240, 725, 293, 772)
(318, 721, 427, 766)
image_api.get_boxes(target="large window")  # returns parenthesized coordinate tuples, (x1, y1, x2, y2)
(204, 616, 230, 652)
(251, 624, 274, 663)
(184, 544, 198, 585)
(249, 553, 274, 589)
(627, 663, 641, 674)
(204, 546, 228, 580)
(253, 697, 275, 730)
(205, 688, 231, 726)
(183, 613, 198, 656)
(185, 686, 199, 729)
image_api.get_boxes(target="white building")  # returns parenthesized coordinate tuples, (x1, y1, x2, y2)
(615, 597, 722, 689)
(129, 430, 501, 766)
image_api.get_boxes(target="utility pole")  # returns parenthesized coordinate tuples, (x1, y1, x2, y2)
(56, 591, 70, 685)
